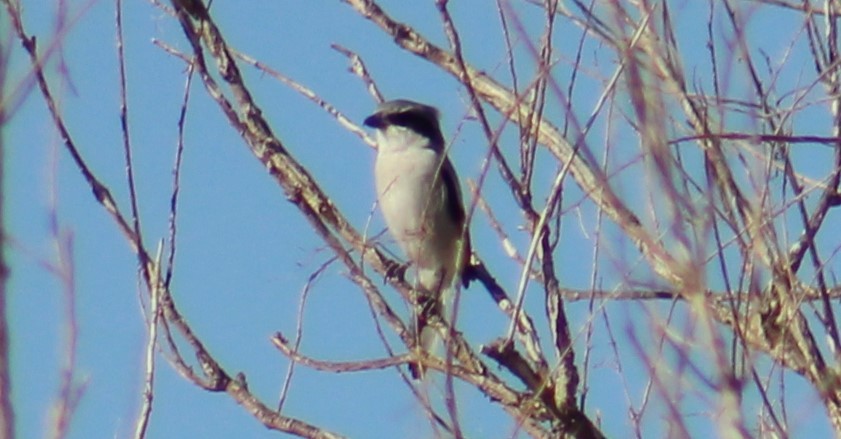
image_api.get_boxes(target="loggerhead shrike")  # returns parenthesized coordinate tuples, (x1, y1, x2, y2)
(364, 99, 474, 376)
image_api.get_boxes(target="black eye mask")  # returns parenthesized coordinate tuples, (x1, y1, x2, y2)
(386, 112, 444, 146)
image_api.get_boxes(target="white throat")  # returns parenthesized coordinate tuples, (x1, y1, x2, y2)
(375, 125, 434, 154)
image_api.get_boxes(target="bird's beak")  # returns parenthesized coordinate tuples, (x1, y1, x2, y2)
(363, 113, 385, 128)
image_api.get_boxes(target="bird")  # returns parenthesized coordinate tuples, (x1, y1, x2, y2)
(364, 99, 474, 377)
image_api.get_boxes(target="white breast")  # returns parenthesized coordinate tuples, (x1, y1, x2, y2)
(373, 126, 459, 290)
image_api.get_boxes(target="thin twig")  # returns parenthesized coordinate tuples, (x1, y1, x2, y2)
(272, 333, 413, 372)
(133, 243, 164, 439)
(277, 258, 335, 412)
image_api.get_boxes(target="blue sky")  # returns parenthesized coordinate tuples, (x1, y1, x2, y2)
(5, 1, 840, 438)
